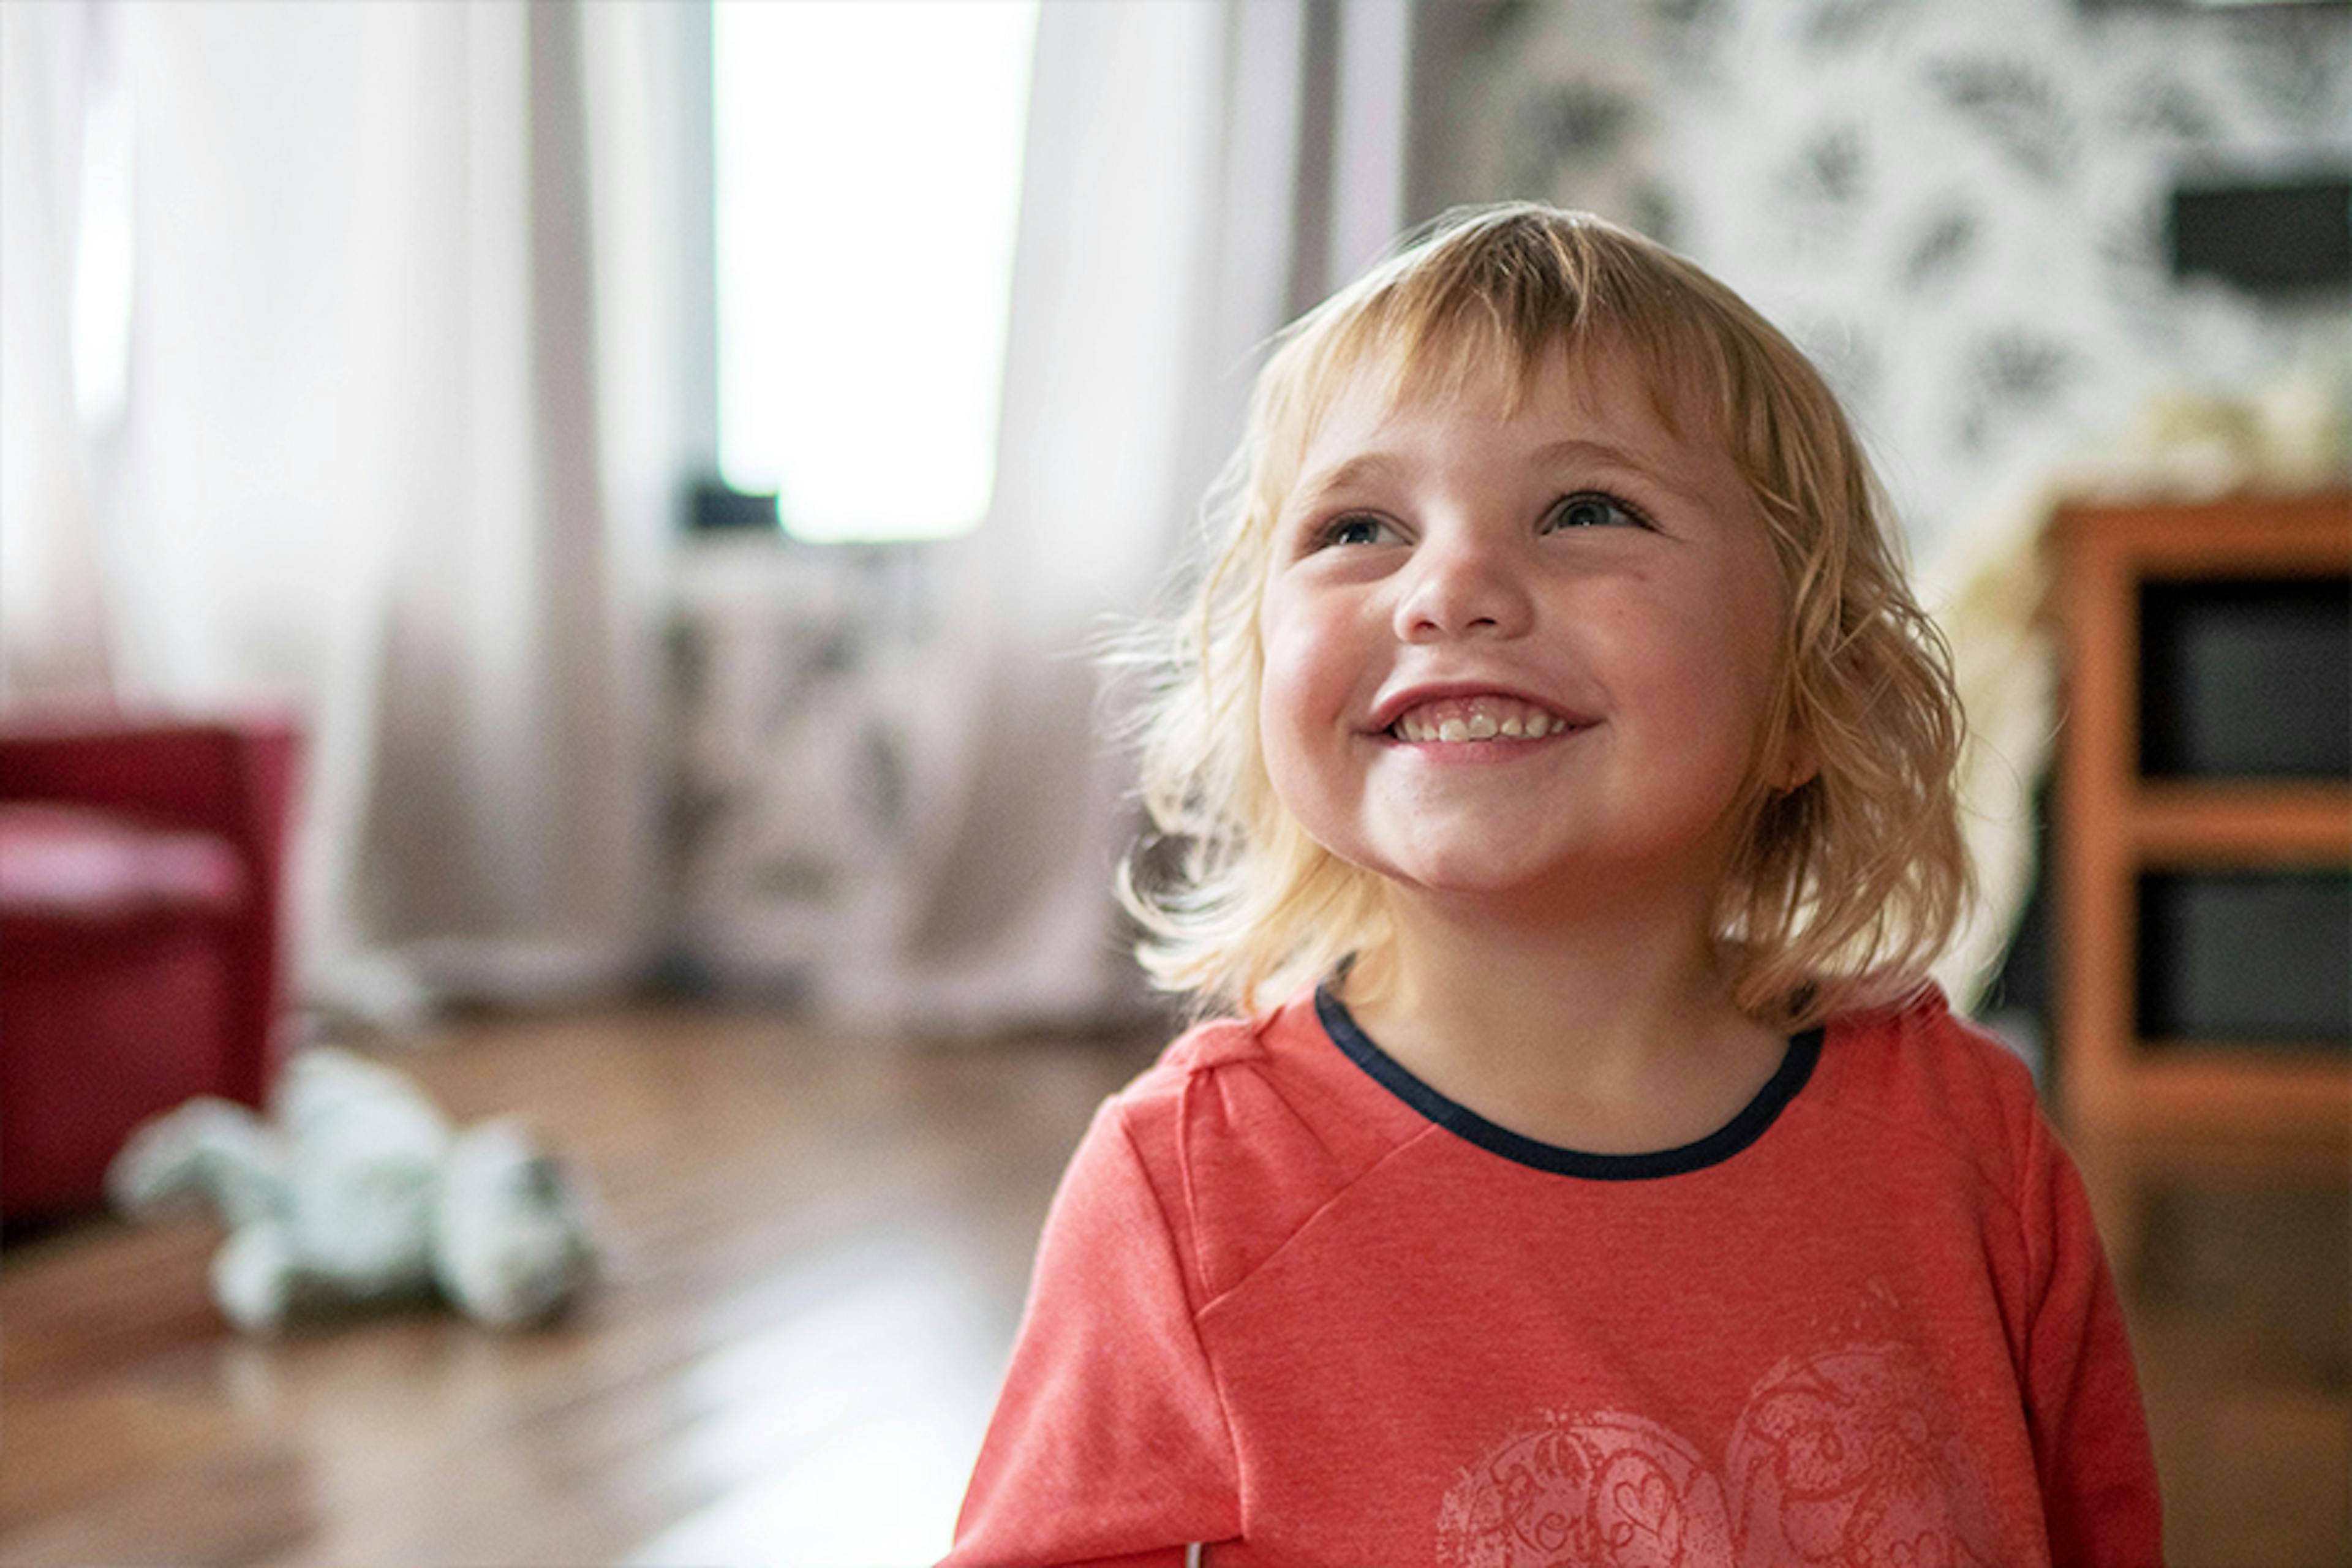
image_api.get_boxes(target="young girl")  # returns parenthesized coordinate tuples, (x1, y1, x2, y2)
(943, 205, 2161, 1568)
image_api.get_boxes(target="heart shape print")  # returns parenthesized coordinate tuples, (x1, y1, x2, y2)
(1434, 1341, 1999, 1568)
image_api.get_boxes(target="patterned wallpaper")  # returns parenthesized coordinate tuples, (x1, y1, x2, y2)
(1419, 0, 2351, 559)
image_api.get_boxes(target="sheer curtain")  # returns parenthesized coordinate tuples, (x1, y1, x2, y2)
(0, 0, 1409, 1035)
(809, 0, 1283, 1031)
(0, 0, 681, 1025)
(0, 0, 118, 702)
(687, 0, 1416, 1033)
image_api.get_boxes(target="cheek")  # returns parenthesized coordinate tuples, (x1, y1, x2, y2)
(1692, 576, 1792, 780)
(1257, 590, 1351, 719)
(1254, 601, 1360, 807)
(1255, 633, 1321, 794)
(1622, 570, 1786, 756)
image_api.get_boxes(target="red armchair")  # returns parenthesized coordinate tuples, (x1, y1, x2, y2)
(0, 714, 300, 1220)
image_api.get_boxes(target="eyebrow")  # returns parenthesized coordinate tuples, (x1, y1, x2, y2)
(1289, 439, 1713, 513)
(1287, 453, 1408, 510)
(1530, 437, 1716, 507)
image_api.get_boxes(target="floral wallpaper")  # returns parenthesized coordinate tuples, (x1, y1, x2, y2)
(1420, 0, 2351, 559)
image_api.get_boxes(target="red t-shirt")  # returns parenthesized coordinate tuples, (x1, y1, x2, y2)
(946, 986, 2162, 1567)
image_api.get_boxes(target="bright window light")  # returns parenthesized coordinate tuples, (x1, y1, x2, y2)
(74, 64, 134, 431)
(713, 1, 1039, 543)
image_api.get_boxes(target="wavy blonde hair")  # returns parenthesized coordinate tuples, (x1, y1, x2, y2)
(1119, 204, 1969, 1031)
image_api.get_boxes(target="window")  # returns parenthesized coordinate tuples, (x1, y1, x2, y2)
(711, 1, 1039, 543)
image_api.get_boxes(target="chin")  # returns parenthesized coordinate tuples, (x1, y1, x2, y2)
(1381, 851, 1581, 901)
(1380, 833, 1704, 911)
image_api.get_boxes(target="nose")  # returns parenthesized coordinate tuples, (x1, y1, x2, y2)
(1393, 530, 1536, 643)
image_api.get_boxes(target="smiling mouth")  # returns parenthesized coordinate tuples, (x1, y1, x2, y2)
(1384, 694, 1585, 744)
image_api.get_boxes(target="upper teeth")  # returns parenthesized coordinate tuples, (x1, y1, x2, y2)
(1392, 696, 1571, 744)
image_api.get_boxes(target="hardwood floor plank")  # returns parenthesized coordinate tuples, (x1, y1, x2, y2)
(2, 1000, 2343, 1566)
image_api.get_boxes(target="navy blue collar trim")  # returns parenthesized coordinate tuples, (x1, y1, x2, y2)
(1313, 984, 1821, 1181)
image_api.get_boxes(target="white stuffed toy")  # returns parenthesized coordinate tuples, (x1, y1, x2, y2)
(107, 1047, 599, 1334)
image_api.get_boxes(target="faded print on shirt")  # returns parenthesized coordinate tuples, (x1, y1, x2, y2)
(1434, 1338, 1999, 1568)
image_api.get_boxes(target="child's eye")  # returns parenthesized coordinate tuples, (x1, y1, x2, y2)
(1544, 492, 1649, 532)
(1315, 513, 1400, 548)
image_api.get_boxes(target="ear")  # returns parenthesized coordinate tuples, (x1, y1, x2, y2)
(1768, 726, 1820, 795)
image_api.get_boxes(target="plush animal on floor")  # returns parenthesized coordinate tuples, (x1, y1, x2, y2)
(106, 1047, 598, 1334)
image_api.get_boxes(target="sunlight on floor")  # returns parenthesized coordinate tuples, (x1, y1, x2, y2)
(620, 1226, 1005, 1567)
(624, 1416, 978, 1568)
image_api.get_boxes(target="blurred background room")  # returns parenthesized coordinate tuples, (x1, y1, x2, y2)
(1, 1, 2345, 1564)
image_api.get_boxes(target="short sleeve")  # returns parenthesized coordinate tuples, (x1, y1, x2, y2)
(2018, 1114, 2165, 1566)
(942, 1099, 1240, 1568)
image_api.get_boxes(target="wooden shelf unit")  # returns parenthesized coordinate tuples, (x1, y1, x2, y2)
(2052, 489, 2352, 1149)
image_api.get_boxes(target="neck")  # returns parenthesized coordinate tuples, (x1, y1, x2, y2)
(1339, 875, 1787, 1152)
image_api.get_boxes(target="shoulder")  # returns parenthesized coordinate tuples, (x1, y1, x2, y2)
(1096, 1009, 1273, 1169)
(1805, 986, 2050, 1205)
(1129, 1009, 1278, 1095)
(1091, 992, 1414, 1305)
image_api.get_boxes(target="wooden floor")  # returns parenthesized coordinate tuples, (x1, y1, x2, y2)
(1, 1004, 1165, 1567)
(2, 1003, 2345, 1567)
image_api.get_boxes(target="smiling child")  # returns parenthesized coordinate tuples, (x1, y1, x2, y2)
(942, 204, 2161, 1568)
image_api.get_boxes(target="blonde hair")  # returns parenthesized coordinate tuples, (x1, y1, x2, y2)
(1119, 204, 1969, 1031)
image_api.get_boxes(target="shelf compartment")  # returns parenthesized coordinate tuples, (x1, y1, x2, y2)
(2053, 489, 2352, 1150)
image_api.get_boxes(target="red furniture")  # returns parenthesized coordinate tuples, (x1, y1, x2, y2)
(0, 714, 300, 1219)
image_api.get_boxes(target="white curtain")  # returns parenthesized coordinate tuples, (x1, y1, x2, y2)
(0, 0, 118, 701)
(0, 0, 1409, 1033)
(678, 0, 1415, 1033)
(0, 0, 680, 1024)
(810, 0, 1287, 1030)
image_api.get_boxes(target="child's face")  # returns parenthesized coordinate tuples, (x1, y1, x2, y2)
(1255, 342, 1797, 919)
